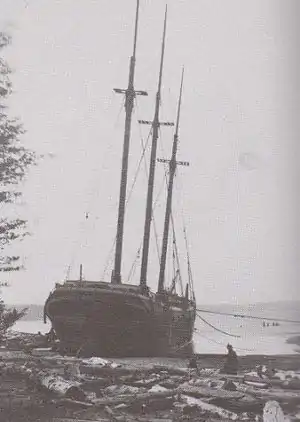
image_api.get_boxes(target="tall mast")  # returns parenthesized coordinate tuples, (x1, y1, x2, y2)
(112, 0, 147, 284)
(140, 6, 171, 287)
(157, 69, 185, 293)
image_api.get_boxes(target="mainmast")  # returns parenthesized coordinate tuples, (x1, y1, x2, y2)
(157, 69, 187, 293)
(112, 0, 147, 284)
(140, 6, 173, 287)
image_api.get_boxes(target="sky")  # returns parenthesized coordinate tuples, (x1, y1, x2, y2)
(0, 0, 299, 305)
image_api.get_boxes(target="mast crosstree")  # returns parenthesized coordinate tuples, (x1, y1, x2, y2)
(112, 0, 147, 285)
(139, 6, 174, 287)
(44, 2, 196, 360)
(157, 68, 189, 293)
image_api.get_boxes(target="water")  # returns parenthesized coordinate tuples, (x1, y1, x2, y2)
(12, 301, 300, 356)
(13, 319, 51, 335)
(194, 314, 300, 355)
(194, 302, 300, 355)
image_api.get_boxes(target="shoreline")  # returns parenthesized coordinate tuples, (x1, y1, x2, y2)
(1, 330, 300, 421)
(286, 335, 300, 347)
(1, 349, 300, 421)
(13, 314, 300, 356)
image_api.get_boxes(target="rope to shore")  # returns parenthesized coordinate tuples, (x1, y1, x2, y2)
(196, 308, 300, 325)
(196, 312, 241, 339)
(193, 328, 255, 353)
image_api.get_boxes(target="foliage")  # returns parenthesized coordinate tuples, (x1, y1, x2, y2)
(0, 32, 35, 272)
(0, 31, 36, 335)
(0, 299, 28, 342)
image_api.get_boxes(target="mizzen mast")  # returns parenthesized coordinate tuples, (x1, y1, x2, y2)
(139, 6, 173, 287)
(112, 0, 147, 284)
(157, 68, 189, 293)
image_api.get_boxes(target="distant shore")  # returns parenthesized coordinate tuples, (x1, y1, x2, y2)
(286, 335, 300, 349)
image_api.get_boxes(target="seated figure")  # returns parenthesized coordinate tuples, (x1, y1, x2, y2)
(221, 344, 238, 375)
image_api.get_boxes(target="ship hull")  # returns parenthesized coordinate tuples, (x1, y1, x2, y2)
(44, 281, 196, 357)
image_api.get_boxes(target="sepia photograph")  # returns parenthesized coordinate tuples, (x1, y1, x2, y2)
(0, 0, 299, 420)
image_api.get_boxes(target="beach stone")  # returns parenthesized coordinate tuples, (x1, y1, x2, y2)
(182, 403, 199, 416)
(144, 396, 175, 412)
(133, 376, 158, 387)
(282, 378, 300, 390)
(223, 379, 237, 391)
(64, 363, 80, 379)
(80, 377, 111, 391)
(263, 400, 289, 422)
(64, 385, 86, 402)
(159, 380, 178, 389)
(148, 384, 169, 393)
(104, 384, 141, 396)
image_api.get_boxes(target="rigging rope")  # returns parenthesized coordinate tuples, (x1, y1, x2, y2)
(196, 311, 241, 338)
(126, 247, 140, 283)
(196, 308, 300, 325)
(159, 135, 194, 299)
(101, 237, 117, 280)
(136, 99, 162, 264)
(65, 106, 122, 280)
(102, 100, 168, 280)
(64, 91, 125, 280)
(193, 328, 255, 353)
(171, 225, 184, 295)
(126, 116, 152, 204)
(101, 102, 152, 280)
(173, 171, 195, 300)
(183, 226, 195, 301)
(158, 129, 168, 285)
(157, 125, 185, 292)
(125, 175, 167, 284)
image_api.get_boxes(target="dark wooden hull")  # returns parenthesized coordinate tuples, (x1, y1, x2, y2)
(44, 281, 196, 357)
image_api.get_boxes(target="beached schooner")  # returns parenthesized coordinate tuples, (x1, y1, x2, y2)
(44, 1, 196, 357)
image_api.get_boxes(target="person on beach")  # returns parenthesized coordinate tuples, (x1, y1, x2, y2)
(188, 355, 198, 369)
(221, 344, 238, 375)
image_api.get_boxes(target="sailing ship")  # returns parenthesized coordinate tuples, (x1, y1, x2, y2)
(44, 1, 196, 357)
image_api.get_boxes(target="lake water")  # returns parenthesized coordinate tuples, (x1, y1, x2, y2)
(13, 302, 300, 356)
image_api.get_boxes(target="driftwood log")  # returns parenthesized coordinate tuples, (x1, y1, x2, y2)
(181, 394, 239, 420)
(28, 369, 87, 401)
(93, 388, 177, 408)
(179, 384, 245, 400)
(53, 398, 93, 409)
(52, 419, 112, 422)
(52, 419, 173, 422)
(210, 395, 264, 413)
(237, 385, 300, 403)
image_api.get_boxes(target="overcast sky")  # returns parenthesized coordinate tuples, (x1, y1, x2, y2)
(1, 0, 299, 305)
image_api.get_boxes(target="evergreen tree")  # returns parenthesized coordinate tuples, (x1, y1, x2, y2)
(0, 32, 35, 340)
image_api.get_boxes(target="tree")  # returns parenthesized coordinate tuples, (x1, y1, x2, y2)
(0, 32, 35, 340)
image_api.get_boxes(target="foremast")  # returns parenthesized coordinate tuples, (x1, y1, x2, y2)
(157, 69, 186, 293)
(112, 0, 147, 284)
(139, 6, 173, 287)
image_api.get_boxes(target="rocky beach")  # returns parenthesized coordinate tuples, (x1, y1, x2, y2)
(1, 332, 300, 421)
